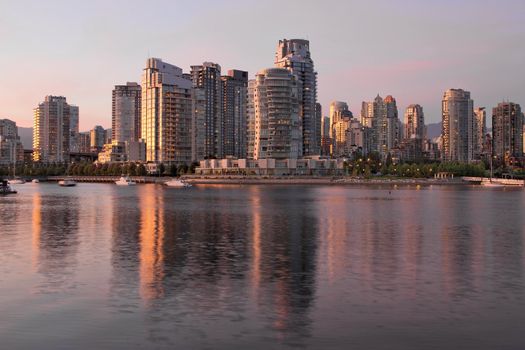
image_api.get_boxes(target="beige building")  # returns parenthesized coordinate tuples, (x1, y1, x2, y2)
(0, 119, 24, 165)
(246, 79, 256, 159)
(97, 140, 146, 164)
(346, 118, 368, 157)
(442, 89, 474, 162)
(33, 95, 72, 162)
(361, 95, 400, 157)
(329, 101, 352, 157)
(196, 157, 344, 176)
(253, 68, 302, 160)
(90, 125, 106, 152)
(404, 104, 425, 140)
(473, 107, 486, 159)
(112, 82, 141, 144)
(141, 58, 193, 164)
(275, 39, 319, 156)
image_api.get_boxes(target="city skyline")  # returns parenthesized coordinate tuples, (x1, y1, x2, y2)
(1, 0, 524, 130)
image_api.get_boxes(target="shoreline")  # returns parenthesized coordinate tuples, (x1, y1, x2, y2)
(181, 177, 465, 186)
(12, 175, 465, 186)
(14, 175, 522, 187)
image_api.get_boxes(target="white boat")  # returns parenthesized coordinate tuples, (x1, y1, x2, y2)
(115, 176, 136, 186)
(59, 179, 77, 187)
(481, 180, 505, 188)
(165, 178, 192, 188)
(32, 179, 40, 184)
(8, 164, 25, 184)
(8, 177, 25, 185)
(1, 180, 17, 195)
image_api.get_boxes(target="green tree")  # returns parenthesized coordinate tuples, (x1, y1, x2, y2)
(137, 164, 147, 176)
(178, 164, 189, 175)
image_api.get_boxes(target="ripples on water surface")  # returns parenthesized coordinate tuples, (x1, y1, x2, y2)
(0, 183, 524, 349)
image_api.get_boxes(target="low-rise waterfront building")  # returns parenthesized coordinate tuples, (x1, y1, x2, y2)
(97, 140, 146, 164)
(98, 141, 127, 163)
(196, 157, 345, 176)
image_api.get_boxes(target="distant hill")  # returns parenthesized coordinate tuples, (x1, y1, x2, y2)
(426, 122, 441, 139)
(18, 127, 33, 149)
(426, 121, 491, 139)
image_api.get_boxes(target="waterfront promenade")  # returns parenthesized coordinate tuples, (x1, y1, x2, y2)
(37, 175, 468, 186)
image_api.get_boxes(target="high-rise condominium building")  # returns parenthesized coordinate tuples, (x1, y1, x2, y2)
(0, 119, 24, 165)
(78, 132, 91, 153)
(492, 102, 523, 163)
(361, 96, 382, 153)
(112, 82, 141, 144)
(315, 102, 322, 154)
(383, 95, 400, 153)
(441, 89, 474, 162)
(399, 105, 426, 162)
(473, 107, 486, 158)
(253, 68, 302, 160)
(275, 39, 318, 156)
(69, 105, 79, 153)
(361, 95, 400, 157)
(191, 62, 223, 161)
(246, 79, 256, 159)
(347, 118, 368, 157)
(221, 70, 248, 158)
(321, 116, 331, 156)
(90, 125, 106, 152)
(142, 58, 193, 164)
(33, 96, 72, 162)
(404, 104, 425, 140)
(329, 101, 353, 157)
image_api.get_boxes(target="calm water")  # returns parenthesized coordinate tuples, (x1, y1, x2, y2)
(1, 183, 524, 349)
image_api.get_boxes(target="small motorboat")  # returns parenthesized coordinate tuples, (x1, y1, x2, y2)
(165, 178, 192, 188)
(58, 179, 77, 187)
(1, 180, 17, 195)
(8, 177, 25, 185)
(481, 180, 505, 188)
(115, 176, 136, 186)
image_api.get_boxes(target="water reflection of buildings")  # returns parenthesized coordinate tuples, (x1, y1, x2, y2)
(438, 189, 524, 299)
(249, 186, 318, 341)
(31, 191, 80, 289)
(110, 187, 142, 304)
(110, 184, 319, 344)
(139, 185, 166, 302)
(113, 185, 254, 307)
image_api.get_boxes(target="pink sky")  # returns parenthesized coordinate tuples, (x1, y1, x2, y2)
(0, 0, 524, 130)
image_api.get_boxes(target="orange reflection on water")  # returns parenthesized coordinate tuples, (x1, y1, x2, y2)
(250, 187, 262, 298)
(31, 192, 42, 270)
(139, 185, 165, 304)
